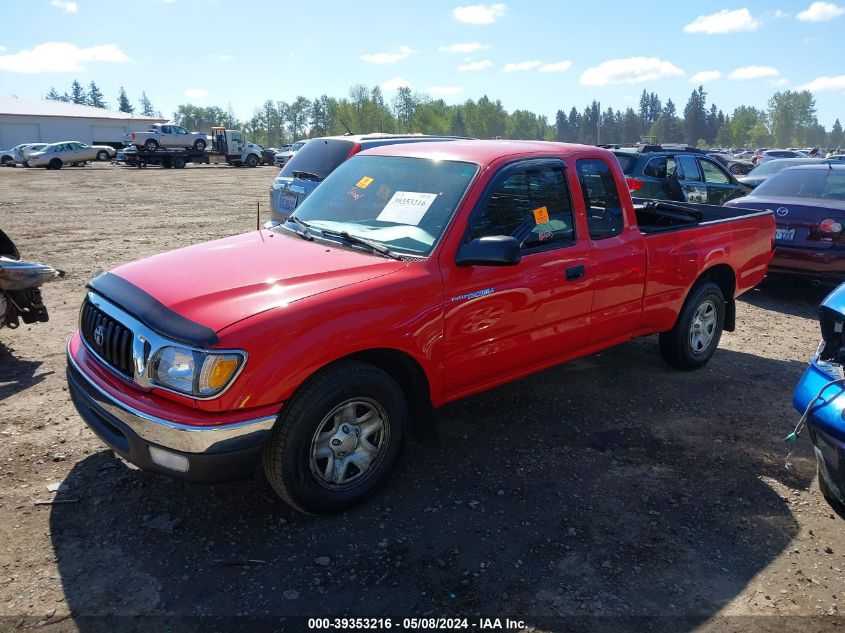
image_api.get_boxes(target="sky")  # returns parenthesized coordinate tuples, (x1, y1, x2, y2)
(1, 0, 844, 128)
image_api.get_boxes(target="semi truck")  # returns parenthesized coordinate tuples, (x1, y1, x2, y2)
(120, 127, 265, 168)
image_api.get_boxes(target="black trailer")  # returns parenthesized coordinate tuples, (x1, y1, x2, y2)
(119, 147, 209, 169)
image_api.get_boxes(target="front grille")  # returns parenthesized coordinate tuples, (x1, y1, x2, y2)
(81, 300, 134, 377)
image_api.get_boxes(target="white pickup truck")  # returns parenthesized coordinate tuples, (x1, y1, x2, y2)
(127, 124, 207, 152)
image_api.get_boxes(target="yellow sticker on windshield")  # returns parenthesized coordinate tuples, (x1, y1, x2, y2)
(356, 176, 374, 189)
(533, 206, 550, 224)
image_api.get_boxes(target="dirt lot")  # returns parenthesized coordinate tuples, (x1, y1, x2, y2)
(0, 163, 844, 632)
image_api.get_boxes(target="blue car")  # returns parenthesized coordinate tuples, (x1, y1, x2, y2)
(793, 282, 845, 510)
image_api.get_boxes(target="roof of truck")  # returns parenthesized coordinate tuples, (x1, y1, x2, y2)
(360, 139, 610, 164)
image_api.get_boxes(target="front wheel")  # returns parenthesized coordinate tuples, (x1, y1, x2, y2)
(97, 150, 109, 161)
(48, 158, 62, 170)
(659, 280, 725, 370)
(245, 154, 258, 168)
(262, 361, 408, 514)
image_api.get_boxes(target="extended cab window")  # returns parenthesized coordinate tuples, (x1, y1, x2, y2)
(576, 158, 624, 240)
(468, 164, 574, 251)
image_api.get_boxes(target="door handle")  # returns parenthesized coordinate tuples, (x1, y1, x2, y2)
(565, 265, 585, 281)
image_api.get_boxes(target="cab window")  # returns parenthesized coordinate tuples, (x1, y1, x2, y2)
(576, 158, 624, 240)
(468, 164, 575, 251)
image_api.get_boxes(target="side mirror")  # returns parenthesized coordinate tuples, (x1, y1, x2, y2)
(455, 236, 521, 267)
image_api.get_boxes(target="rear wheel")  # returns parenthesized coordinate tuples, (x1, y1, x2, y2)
(262, 361, 408, 514)
(659, 281, 725, 370)
(48, 158, 62, 170)
(193, 139, 207, 151)
(144, 139, 159, 152)
(172, 156, 186, 169)
(1, 156, 13, 167)
(97, 150, 109, 161)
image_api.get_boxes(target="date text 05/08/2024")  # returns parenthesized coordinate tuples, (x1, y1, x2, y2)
(307, 617, 528, 630)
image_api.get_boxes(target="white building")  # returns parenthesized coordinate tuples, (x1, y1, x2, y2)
(0, 98, 167, 148)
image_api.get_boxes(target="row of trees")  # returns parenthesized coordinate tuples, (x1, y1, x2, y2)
(43, 81, 844, 150)
(45, 80, 160, 118)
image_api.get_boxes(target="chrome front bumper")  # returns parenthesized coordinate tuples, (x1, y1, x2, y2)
(67, 346, 276, 455)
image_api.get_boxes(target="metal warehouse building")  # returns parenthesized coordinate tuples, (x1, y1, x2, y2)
(0, 98, 167, 148)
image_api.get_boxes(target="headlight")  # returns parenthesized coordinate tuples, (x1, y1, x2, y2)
(150, 346, 245, 397)
(271, 180, 286, 190)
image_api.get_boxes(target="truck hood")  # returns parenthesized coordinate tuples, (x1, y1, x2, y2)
(109, 230, 407, 333)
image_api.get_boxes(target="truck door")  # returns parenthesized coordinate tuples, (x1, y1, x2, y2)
(442, 159, 593, 397)
(158, 125, 173, 147)
(697, 156, 739, 205)
(575, 157, 647, 344)
(674, 154, 708, 203)
(229, 131, 245, 157)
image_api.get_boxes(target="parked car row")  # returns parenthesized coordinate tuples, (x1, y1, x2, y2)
(0, 141, 116, 169)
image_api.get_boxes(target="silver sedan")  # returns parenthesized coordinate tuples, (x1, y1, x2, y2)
(27, 141, 116, 169)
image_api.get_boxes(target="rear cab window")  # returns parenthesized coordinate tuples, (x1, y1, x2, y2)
(280, 139, 356, 179)
(576, 158, 625, 240)
(613, 152, 637, 175)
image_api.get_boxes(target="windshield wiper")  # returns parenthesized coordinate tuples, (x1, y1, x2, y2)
(285, 215, 314, 241)
(318, 229, 403, 261)
(291, 170, 324, 182)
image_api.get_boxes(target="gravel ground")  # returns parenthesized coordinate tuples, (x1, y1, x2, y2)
(0, 163, 843, 632)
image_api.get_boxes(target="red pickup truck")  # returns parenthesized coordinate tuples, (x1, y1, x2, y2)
(67, 141, 774, 513)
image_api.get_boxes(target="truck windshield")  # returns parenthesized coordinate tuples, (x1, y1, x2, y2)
(287, 155, 478, 257)
(279, 139, 355, 180)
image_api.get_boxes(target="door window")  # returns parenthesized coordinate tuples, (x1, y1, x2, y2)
(643, 157, 667, 178)
(161, 126, 172, 134)
(699, 158, 730, 184)
(676, 155, 702, 181)
(576, 158, 624, 240)
(468, 163, 574, 251)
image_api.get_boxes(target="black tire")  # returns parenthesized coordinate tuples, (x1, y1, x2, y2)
(193, 139, 207, 151)
(162, 158, 172, 169)
(97, 150, 109, 161)
(818, 464, 845, 517)
(262, 361, 408, 514)
(172, 156, 186, 169)
(22, 161, 30, 168)
(729, 163, 743, 175)
(1, 156, 13, 167)
(48, 158, 62, 170)
(144, 139, 159, 152)
(659, 280, 725, 370)
(245, 154, 259, 168)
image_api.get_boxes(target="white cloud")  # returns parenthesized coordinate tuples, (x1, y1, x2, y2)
(214, 54, 233, 61)
(798, 74, 845, 91)
(539, 61, 572, 73)
(458, 59, 492, 71)
(361, 45, 415, 64)
(729, 65, 779, 79)
(773, 9, 790, 17)
(381, 76, 410, 91)
(439, 42, 487, 53)
(796, 1, 844, 21)
(773, 78, 789, 86)
(426, 85, 463, 95)
(503, 60, 542, 72)
(452, 3, 506, 24)
(51, 0, 78, 12)
(683, 8, 759, 33)
(580, 57, 684, 86)
(185, 88, 208, 99)
(0, 45, 5, 52)
(690, 70, 722, 83)
(0, 42, 128, 73)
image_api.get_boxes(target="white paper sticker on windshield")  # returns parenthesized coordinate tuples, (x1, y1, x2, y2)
(377, 191, 438, 225)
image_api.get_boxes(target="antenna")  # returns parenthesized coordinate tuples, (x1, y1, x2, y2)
(256, 200, 260, 230)
(339, 117, 353, 136)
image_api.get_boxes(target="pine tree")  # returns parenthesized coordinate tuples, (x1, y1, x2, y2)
(70, 80, 86, 105)
(87, 81, 106, 108)
(139, 92, 155, 117)
(117, 87, 133, 113)
(46, 87, 62, 101)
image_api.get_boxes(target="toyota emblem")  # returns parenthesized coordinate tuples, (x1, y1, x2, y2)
(93, 324, 105, 347)
(776, 207, 789, 217)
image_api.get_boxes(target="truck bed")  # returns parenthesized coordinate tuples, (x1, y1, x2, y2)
(632, 198, 771, 234)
